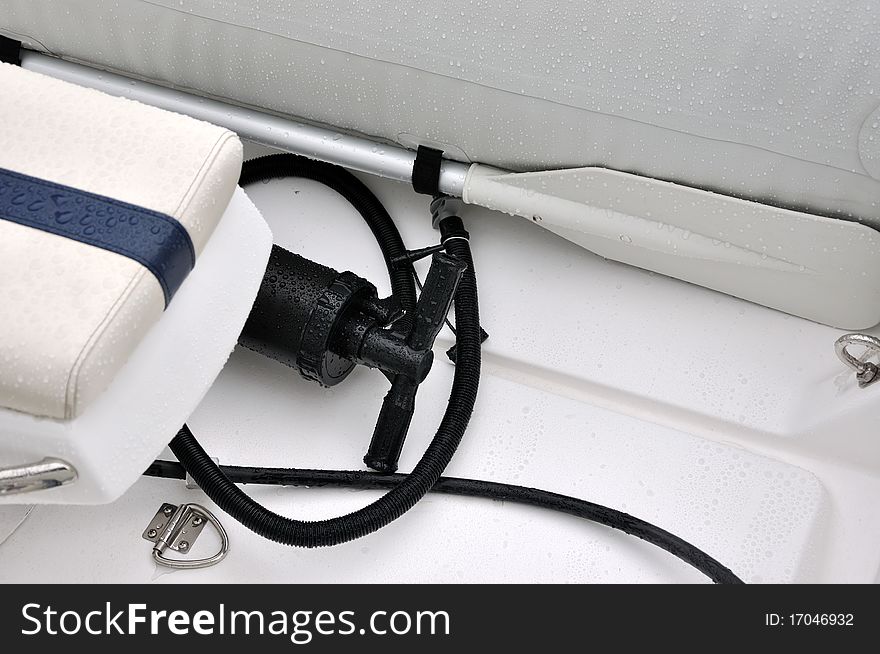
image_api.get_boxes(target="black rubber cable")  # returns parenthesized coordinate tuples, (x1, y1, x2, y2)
(168, 154, 481, 548)
(164, 152, 743, 583)
(145, 459, 743, 584)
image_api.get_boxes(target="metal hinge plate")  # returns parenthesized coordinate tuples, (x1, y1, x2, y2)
(141, 502, 228, 569)
(142, 502, 207, 554)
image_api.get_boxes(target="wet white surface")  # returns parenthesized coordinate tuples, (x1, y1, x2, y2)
(6, 0, 880, 220)
(2, 144, 880, 583)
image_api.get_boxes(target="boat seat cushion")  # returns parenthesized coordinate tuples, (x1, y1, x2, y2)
(0, 63, 243, 419)
(1, 1, 879, 225)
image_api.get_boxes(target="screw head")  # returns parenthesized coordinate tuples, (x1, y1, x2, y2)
(163, 506, 174, 516)
(177, 540, 189, 551)
(192, 516, 204, 527)
(147, 529, 158, 539)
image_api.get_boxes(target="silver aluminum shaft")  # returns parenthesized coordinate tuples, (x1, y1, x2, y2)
(21, 51, 470, 197)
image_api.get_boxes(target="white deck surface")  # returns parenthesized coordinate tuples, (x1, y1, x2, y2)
(2, 144, 880, 583)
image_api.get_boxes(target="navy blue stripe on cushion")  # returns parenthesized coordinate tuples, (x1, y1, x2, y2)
(0, 167, 195, 307)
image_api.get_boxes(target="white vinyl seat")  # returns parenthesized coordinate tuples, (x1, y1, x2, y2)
(0, 63, 273, 504)
(0, 63, 242, 420)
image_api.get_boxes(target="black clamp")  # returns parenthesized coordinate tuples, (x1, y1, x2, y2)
(0, 35, 22, 66)
(411, 145, 444, 196)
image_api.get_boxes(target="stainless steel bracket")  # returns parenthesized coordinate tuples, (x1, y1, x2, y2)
(0, 458, 77, 496)
(142, 502, 229, 570)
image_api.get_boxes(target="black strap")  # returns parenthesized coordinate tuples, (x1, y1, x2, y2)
(0, 167, 195, 307)
(0, 35, 22, 66)
(411, 145, 443, 195)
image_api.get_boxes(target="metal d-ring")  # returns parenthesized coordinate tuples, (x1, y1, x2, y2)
(835, 333, 880, 388)
(146, 503, 229, 570)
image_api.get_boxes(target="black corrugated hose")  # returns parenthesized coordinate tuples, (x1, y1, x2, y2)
(161, 152, 743, 583)
(146, 458, 742, 584)
(169, 153, 482, 547)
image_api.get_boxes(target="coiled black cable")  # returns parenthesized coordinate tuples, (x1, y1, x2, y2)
(145, 458, 743, 584)
(168, 153, 481, 548)
(163, 152, 742, 583)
